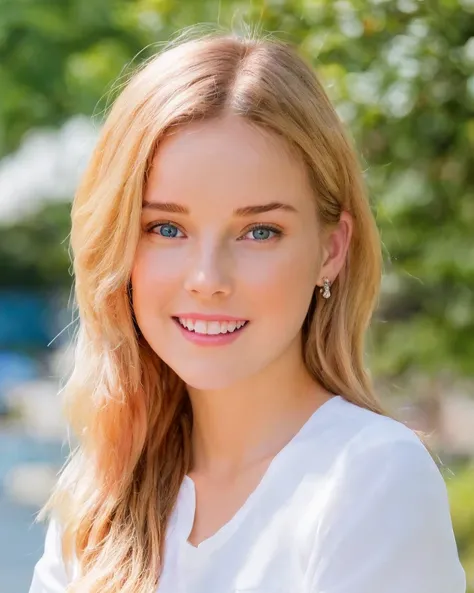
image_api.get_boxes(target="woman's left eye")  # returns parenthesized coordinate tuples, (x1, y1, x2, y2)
(242, 225, 282, 241)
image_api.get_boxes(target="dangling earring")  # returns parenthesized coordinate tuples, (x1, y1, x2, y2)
(319, 277, 331, 299)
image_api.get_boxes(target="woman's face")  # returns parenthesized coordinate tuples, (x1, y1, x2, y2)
(131, 115, 323, 390)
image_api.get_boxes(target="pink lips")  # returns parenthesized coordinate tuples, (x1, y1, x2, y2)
(173, 313, 246, 321)
(172, 315, 249, 347)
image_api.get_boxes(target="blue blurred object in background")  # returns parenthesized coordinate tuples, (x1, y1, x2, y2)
(0, 351, 40, 387)
(0, 291, 55, 348)
(0, 350, 40, 415)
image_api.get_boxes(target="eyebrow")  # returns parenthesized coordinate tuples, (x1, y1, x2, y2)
(141, 200, 298, 216)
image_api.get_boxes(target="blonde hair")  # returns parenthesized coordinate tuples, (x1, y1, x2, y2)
(40, 28, 390, 593)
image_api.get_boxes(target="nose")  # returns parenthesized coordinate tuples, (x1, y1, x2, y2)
(184, 241, 233, 298)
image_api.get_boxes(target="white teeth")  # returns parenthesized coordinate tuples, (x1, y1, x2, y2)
(177, 318, 247, 335)
(207, 321, 221, 335)
(194, 320, 207, 334)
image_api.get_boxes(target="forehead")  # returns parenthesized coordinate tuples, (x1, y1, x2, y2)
(144, 115, 315, 215)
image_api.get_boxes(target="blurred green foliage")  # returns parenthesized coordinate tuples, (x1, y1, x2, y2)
(0, 201, 71, 287)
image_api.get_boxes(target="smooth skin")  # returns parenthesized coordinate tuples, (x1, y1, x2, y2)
(131, 115, 352, 546)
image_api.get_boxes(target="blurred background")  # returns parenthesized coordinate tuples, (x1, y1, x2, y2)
(0, 0, 473, 591)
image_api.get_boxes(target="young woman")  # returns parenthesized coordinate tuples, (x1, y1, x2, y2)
(29, 30, 466, 593)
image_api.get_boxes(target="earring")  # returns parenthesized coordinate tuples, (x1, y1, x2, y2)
(319, 277, 331, 299)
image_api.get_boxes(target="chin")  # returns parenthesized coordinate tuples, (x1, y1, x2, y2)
(177, 370, 244, 392)
(164, 359, 252, 392)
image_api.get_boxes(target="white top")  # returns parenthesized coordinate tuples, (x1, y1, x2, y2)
(29, 395, 466, 593)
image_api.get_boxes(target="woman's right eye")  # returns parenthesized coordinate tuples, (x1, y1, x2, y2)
(149, 223, 185, 238)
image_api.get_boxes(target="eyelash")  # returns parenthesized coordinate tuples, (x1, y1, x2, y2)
(145, 221, 284, 241)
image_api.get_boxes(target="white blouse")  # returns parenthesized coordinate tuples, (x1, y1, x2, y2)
(29, 395, 466, 593)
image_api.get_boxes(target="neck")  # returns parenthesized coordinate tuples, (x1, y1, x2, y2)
(186, 339, 332, 478)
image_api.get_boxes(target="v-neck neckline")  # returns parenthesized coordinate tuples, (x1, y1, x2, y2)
(180, 395, 342, 554)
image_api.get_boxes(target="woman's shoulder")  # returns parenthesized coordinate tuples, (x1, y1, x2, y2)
(303, 398, 466, 593)
(319, 394, 431, 457)
(28, 516, 78, 593)
(313, 396, 450, 515)
(302, 395, 441, 492)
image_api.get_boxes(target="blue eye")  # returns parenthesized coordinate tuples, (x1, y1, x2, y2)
(243, 225, 282, 241)
(153, 223, 184, 238)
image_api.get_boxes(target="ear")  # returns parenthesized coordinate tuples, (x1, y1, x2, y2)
(317, 211, 353, 286)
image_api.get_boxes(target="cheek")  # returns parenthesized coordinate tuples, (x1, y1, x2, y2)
(242, 245, 318, 317)
(133, 240, 186, 282)
(130, 244, 182, 320)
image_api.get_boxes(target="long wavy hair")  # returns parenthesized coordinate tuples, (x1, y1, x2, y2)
(39, 28, 389, 593)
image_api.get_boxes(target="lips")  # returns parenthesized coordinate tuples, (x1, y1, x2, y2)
(173, 317, 249, 335)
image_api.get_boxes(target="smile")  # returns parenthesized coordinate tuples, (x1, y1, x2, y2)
(171, 316, 250, 347)
(174, 317, 249, 335)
